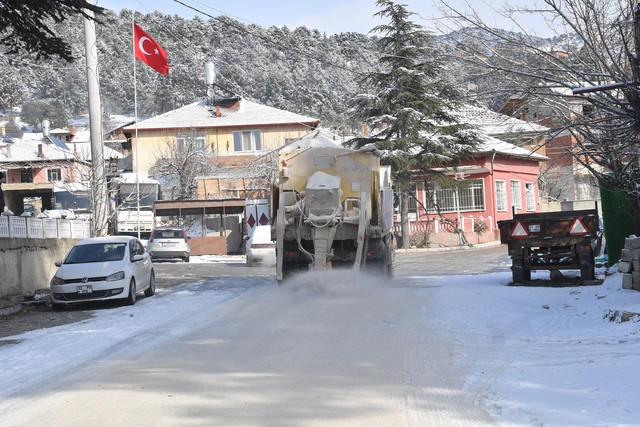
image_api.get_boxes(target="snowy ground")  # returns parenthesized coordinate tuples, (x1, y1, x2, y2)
(1, 256, 639, 425)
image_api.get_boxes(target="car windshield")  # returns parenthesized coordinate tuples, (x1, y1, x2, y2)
(156, 230, 183, 239)
(64, 243, 127, 264)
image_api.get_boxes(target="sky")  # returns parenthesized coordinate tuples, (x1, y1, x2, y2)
(1, 254, 639, 424)
(97, 0, 553, 37)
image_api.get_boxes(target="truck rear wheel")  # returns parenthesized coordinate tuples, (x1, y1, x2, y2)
(511, 257, 530, 283)
(580, 265, 594, 281)
(280, 261, 307, 282)
(579, 253, 595, 281)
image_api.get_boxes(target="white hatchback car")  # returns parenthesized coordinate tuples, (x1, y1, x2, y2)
(50, 235, 155, 310)
(246, 225, 276, 266)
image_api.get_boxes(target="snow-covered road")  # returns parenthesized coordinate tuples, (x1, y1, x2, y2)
(0, 256, 639, 426)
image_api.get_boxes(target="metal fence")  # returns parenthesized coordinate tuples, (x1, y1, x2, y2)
(0, 216, 92, 239)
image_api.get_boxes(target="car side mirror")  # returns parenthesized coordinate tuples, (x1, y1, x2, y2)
(132, 254, 144, 262)
(243, 235, 250, 241)
(55, 260, 62, 267)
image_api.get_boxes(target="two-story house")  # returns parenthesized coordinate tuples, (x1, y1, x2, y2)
(123, 95, 320, 191)
(499, 91, 601, 207)
(122, 95, 320, 252)
(0, 128, 124, 216)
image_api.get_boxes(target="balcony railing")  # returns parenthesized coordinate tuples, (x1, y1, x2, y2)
(392, 215, 494, 235)
(0, 216, 92, 239)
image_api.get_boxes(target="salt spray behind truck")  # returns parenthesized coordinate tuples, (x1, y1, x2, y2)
(272, 133, 395, 281)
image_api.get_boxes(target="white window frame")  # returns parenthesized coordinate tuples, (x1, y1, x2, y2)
(176, 132, 206, 152)
(495, 180, 507, 212)
(424, 178, 485, 213)
(510, 180, 522, 210)
(525, 182, 536, 211)
(232, 130, 262, 152)
(47, 168, 62, 182)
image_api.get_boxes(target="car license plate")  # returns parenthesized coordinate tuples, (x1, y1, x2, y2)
(77, 285, 92, 294)
(161, 242, 176, 247)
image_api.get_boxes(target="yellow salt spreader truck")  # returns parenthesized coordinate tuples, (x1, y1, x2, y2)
(271, 133, 395, 282)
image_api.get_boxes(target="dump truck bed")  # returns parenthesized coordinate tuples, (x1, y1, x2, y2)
(498, 209, 599, 246)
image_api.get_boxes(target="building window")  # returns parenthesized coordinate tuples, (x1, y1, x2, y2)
(233, 130, 262, 152)
(510, 180, 522, 210)
(496, 180, 507, 212)
(176, 132, 206, 152)
(48, 168, 62, 182)
(395, 184, 418, 220)
(424, 178, 485, 213)
(525, 182, 536, 211)
(20, 167, 33, 183)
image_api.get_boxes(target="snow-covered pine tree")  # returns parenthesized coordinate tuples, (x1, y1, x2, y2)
(349, 0, 479, 249)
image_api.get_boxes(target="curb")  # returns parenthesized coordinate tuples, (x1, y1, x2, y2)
(0, 302, 23, 316)
(396, 240, 503, 253)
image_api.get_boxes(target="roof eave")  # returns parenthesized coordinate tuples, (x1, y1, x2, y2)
(124, 120, 321, 133)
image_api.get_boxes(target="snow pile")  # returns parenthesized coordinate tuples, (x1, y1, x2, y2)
(432, 268, 640, 425)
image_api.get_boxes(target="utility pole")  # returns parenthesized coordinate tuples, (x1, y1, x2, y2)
(84, 4, 107, 236)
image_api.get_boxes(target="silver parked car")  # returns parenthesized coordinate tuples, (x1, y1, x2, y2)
(147, 227, 191, 262)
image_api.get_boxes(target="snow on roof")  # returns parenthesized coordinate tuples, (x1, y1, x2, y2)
(0, 132, 124, 164)
(0, 133, 75, 163)
(72, 143, 124, 160)
(111, 172, 159, 184)
(455, 104, 549, 135)
(52, 181, 88, 192)
(476, 134, 548, 161)
(71, 130, 91, 143)
(129, 98, 320, 131)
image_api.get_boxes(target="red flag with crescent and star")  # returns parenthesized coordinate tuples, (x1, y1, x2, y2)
(133, 23, 170, 75)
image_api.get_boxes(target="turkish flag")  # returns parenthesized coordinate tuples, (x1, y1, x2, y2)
(133, 23, 170, 75)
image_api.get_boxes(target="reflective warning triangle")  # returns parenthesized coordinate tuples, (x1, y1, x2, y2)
(511, 222, 529, 237)
(569, 218, 588, 235)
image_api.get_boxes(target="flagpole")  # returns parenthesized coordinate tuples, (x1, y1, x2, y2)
(132, 17, 141, 240)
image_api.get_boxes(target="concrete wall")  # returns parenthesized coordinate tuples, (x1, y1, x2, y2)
(0, 238, 79, 298)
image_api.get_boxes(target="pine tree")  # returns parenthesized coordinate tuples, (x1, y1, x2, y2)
(349, 0, 479, 249)
(0, 0, 105, 61)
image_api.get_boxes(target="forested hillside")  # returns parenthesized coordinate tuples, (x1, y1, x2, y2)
(0, 9, 381, 133)
(0, 9, 567, 133)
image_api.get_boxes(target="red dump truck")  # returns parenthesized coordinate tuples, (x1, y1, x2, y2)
(497, 209, 601, 283)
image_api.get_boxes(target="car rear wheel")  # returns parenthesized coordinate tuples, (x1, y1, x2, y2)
(144, 270, 156, 297)
(183, 256, 190, 263)
(126, 278, 137, 305)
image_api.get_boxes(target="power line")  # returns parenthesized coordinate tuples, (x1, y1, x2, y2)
(169, 0, 373, 75)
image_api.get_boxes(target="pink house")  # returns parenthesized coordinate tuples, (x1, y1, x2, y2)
(400, 105, 549, 247)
